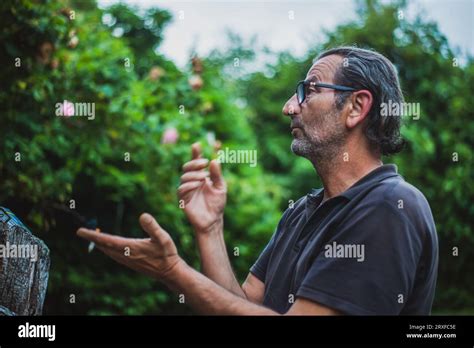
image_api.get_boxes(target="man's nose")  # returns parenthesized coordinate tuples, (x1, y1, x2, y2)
(282, 94, 301, 117)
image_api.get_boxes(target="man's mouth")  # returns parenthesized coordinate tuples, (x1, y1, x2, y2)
(291, 127, 302, 136)
(290, 118, 304, 136)
(290, 119, 303, 129)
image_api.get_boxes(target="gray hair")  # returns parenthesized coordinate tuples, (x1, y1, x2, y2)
(316, 46, 405, 156)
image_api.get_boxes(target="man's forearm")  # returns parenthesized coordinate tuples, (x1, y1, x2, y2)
(165, 259, 276, 315)
(195, 217, 247, 299)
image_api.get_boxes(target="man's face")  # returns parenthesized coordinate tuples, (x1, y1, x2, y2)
(283, 55, 347, 161)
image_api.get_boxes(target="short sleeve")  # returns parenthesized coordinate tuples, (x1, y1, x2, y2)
(296, 201, 424, 315)
(249, 229, 277, 282)
(249, 209, 290, 282)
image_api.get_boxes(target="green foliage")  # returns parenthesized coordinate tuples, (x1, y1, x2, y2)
(1, 0, 472, 314)
(1, 0, 282, 314)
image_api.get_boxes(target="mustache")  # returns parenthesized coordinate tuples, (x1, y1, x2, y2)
(290, 117, 304, 130)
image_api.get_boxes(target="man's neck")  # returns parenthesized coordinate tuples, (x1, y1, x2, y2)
(313, 149, 383, 202)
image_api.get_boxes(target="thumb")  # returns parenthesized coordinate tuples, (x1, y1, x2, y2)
(139, 213, 169, 244)
(209, 159, 225, 190)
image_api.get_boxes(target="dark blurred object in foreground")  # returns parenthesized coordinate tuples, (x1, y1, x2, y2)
(0, 207, 50, 315)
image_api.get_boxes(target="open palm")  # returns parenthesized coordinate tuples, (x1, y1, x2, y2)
(77, 213, 182, 280)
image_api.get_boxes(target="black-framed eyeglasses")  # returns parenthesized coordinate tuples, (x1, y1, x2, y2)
(296, 80, 356, 105)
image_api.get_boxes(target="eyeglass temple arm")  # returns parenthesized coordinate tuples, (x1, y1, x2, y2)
(309, 82, 356, 91)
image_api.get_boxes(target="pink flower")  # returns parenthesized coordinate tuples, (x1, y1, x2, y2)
(61, 100, 74, 117)
(149, 66, 165, 81)
(188, 75, 203, 90)
(161, 127, 179, 144)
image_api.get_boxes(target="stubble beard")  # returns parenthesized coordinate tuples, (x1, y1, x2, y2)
(291, 109, 347, 169)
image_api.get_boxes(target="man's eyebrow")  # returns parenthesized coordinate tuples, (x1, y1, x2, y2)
(306, 75, 321, 83)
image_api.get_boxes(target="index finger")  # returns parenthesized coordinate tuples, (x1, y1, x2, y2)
(77, 228, 133, 252)
(192, 142, 202, 160)
(182, 158, 209, 172)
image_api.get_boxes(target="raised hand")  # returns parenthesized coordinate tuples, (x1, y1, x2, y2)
(178, 143, 227, 233)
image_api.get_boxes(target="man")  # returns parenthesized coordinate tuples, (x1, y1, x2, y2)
(78, 46, 438, 315)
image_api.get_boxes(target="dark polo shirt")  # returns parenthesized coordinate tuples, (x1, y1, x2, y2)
(250, 164, 438, 315)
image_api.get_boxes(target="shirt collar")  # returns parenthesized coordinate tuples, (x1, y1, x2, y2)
(340, 164, 400, 200)
(308, 164, 401, 202)
(305, 187, 324, 211)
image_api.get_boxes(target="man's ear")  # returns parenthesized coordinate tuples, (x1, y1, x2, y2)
(346, 90, 373, 129)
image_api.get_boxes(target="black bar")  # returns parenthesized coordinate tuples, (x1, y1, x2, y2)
(0, 315, 473, 345)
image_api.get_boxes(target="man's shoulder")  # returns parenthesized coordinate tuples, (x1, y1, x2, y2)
(366, 175, 436, 235)
(374, 175, 432, 213)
